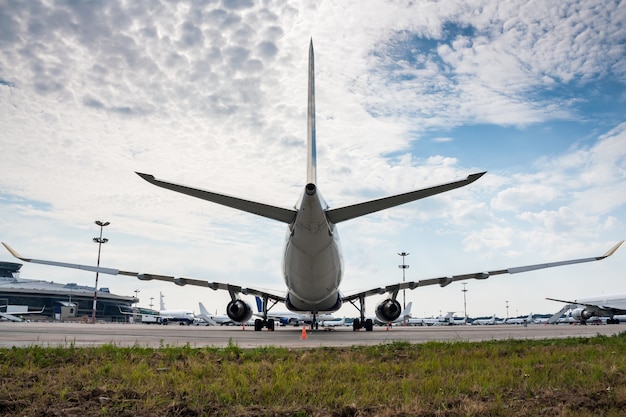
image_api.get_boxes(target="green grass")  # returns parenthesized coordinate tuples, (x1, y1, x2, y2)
(0, 334, 625, 416)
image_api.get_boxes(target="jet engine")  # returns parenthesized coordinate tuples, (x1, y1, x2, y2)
(226, 299, 253, 323)
(572, 308, 593, 322)
(375, 298, 402, 323)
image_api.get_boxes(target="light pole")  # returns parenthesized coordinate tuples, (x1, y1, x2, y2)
(134, 290, 140, 307)
(506, 300, 509, 320)
(398, 252, 409, 324)
(91, 220, 109, 323)
(462, 283, 468, 321)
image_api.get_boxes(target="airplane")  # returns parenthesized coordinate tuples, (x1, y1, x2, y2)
(407, 311, 465, 326)
(197, 302, 233, 326)
(546, 294, 626, 324)
(471, 314, 498, 325)
(505, 313, 534, 325)
(1, 40, 623, 333)
(0, 305, 46, 322)
(253, 296, 333, 329)
(157, 292, 195, 325)
(321, 317, 346, 328)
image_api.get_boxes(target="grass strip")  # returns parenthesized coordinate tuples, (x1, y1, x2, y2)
(0, 333, 625, 416)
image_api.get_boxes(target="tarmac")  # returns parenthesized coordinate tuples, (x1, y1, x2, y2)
(0, 321, 622, 348)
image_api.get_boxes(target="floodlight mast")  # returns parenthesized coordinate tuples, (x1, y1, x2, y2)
(91, 220, 109, 323)
(398, 252, 410, 325)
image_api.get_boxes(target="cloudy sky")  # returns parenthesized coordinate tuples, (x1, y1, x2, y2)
(1, 0, 625, 319)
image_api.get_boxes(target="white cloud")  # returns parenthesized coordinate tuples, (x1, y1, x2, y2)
(0, 0, 624, 318)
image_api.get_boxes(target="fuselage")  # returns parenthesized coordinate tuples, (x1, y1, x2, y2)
(576, 294, 626, 310)
(282, 183, 343, 312)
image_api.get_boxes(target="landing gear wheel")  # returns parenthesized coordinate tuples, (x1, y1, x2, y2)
(254, 319, 263, 331)
(364, 318, 374, 332)
(267, 319, 275, 331)
(352, 318, 361, 331)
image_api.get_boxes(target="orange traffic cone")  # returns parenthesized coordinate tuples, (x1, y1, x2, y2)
(301, 326, 307, 340)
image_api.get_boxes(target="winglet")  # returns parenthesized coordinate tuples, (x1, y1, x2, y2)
(2, 242, 28, 261)
(598, 240, 624, 260)
(136, 172, 156, 182)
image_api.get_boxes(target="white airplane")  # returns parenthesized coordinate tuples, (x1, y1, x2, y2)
(546, 294, 626, 324)
(0, 305, 46, 322)
(472, 314, 498, 325)
(253, 296, 332, 330)
(1, 40, 623, 333)
(158, 292, 195, 325)
(321, 317, 346, 328)
(505, 313, 534, 325)
(197, 302, 233, 326)
(407, 311, 465, 326)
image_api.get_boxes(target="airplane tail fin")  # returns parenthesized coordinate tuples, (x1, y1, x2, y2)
(401, 301, 412, 318)
(199, 302, 209, 316)
(307, 39, 317, 185)
(159, 292, 165, 311)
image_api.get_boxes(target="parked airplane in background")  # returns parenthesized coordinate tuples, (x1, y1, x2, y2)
(2, 40, 623, 334)
(0, 305, 46, 322)
(546, 294, 626, 324)
(197, 302, 233, 326)
(158, 292, 195, 325)
(472, 315, 497, 325)
(321, 317, 346, 328)
(407, 311, 466, 326)
(505, 313, 534, 325)
(253, 296, 332, 329)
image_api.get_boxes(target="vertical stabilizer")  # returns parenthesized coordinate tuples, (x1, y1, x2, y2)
(307, 39, 317, 184)
(159, 292, 165, 311)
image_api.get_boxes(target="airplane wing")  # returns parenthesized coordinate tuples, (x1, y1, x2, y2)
(1, 242, 287, 304)
(342, 240, 624, 303)
(136, 172, 297, 224)
(326, 172, 486, 223)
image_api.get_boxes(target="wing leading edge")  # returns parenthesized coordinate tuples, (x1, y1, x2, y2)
(4, 240, 622, 310)
(1, 242, 286, 305)
(342, 240, 624, 303)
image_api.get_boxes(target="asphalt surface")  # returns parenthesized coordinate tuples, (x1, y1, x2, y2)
(0, 321, 622, 348)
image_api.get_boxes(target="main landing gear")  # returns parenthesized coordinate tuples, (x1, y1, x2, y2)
(254, 318, 275, 331)
(349, 294, 374, 331)
(255, 295, 277, 331)
(352, 317, 374, 332)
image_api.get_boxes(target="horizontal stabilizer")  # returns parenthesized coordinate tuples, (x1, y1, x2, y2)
(136, 172, 297, 224)
(326, 172, 486, 223)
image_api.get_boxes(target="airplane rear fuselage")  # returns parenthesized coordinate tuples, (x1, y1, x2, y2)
(282, 183, 343, 312)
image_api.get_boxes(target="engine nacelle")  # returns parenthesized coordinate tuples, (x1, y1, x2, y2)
(375, 298, 402, 323)
(226, 299, 253, 323)
(572, 307, 593, 322)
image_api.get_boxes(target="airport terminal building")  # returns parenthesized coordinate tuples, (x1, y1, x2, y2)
(0, 261, 137, 322)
